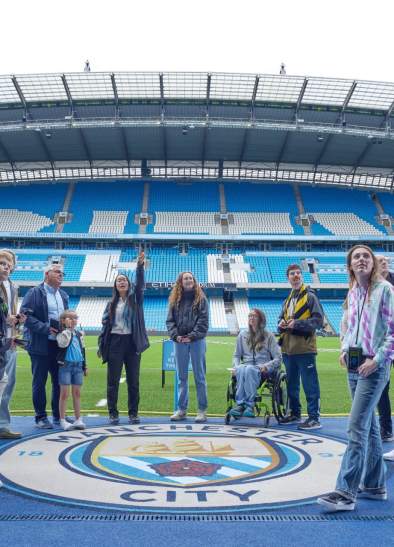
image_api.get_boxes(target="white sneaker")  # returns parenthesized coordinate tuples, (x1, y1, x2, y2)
(383, 449, 394, 461)
(170, 410, 187, 421)
(195, 410, 207, 423)
(60, 419, 73, 431)
(73, 418, 86, 430)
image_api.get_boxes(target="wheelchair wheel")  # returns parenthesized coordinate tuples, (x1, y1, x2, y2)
(224, 412, 231, 425)
(272, 371, 289, 423)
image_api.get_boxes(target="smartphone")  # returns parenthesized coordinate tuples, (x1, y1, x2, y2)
(49, 319, 60, 331)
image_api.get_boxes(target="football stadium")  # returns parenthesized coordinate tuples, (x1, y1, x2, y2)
(0, 70, 394, 544)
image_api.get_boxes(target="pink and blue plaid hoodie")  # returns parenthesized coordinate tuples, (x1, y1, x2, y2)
(341, 279, 394, 369)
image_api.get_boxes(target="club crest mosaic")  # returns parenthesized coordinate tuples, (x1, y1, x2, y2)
(0, 424, 346, 513)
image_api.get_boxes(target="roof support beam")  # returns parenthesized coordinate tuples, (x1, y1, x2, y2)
(35, 130, 55, 176)
(295, 78, 308, 120)
(386, 100, 394, 132)
(341, 81, 357, 124)
(353, 139, 374, 171)
(314, 134, 332, 169)
(12, 76, 28, 120)
(111, 73, 120, 118)
(78, 128, 92, 168)
(0, 135, 15, 166)
(202, 74, 212, 167)
(0, 136, 16, 181)
(276, 131, 291, 168)
(250, 75, 259, 122)
(159, 73, 167, 164)
(239, 128, 250, 164)
(239, 76, 259, 165)
(61, 74, 74, 116)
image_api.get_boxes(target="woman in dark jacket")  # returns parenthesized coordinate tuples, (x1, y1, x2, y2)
(166, 271, 209, 423)
(98, 252, 149, 425)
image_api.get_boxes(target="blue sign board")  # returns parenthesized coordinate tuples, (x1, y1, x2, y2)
(162, 339, 192, 371)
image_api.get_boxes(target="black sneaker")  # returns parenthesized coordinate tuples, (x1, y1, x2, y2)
(109, 415, 119, 425)
(357, 487, 387, 500)
(317, 492, 355, 512)
(280, 414, 301, 424)
(298, 418, 322, 430)
(129, 415, 140, 424)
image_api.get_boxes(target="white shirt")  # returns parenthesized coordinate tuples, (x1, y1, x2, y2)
(111, 299, 132, 335)
(3, 280, 12, 337)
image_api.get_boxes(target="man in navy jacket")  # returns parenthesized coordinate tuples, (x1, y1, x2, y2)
(22, 264, 69, 428)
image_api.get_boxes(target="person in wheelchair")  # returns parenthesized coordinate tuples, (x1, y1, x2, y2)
(230, 309, 281, 418)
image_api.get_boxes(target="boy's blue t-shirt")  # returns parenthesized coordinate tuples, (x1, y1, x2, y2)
(65, 332, 83, 363)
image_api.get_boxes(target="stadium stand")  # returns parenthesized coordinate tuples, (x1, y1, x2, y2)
(224, 183, 304, 235)
(89, 211, 129, 234)
(267, 256, 313, 284)
(229, 212, 294, 235)
(316, 256, 348, 283)
(154, 212, 220, 234)
(75, 297, 107, 331)
(320, 299, 345, 335)
(63, 181, 144, 233)
(301, 186, 384, 236)
(80, 253, 121, 283)
(0, 183, 67, 233)
(209, 297, 228, 332)
(148, 181, 221, 212)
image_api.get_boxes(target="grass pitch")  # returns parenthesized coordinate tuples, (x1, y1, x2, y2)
(12, 336, 393, 417)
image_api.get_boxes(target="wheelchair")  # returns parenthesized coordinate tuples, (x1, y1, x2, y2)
(224, 367, 289, 426)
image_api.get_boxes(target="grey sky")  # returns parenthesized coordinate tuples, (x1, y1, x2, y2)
(1, 0, 393, 82)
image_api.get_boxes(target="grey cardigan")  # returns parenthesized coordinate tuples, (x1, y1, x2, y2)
(232, 329, 281, 373)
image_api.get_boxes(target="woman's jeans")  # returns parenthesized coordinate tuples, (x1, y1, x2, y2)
(235, 365, 262, 407)
(175, 338, 207, 412)
(336, 365, 390, 500)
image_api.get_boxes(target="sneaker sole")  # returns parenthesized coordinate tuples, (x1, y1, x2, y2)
(383, 455, 394, 461)
(170, 417, 187, 421)
(358, 492, 387, 501)
(317, 498, 355, 511)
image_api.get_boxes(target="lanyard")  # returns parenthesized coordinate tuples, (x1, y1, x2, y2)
(355, 287, 368, 345)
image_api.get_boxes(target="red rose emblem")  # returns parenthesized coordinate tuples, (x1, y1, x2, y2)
(150, 459, 222, 477)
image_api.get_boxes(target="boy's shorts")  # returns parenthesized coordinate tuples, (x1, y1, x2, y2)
(59, 361, 83, 386)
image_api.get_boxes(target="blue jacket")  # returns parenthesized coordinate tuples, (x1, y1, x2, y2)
(21, 283, 69, 356)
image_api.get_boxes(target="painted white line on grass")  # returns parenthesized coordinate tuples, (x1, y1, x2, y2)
(96, 399, 107, 407)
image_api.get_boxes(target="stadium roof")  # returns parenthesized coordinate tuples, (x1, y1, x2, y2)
(1, 71, 394, 190)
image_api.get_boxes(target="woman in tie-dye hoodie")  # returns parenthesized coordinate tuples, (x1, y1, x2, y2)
(318, 244, 394, 512)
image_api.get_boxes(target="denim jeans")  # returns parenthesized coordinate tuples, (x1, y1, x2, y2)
(282, 353, 320, 420)
(235, 365, 261, 407)
(30, 340, 60, 423)
(336, 365, 390, 500)
(377, 378, 392, 435)
(175, 338, 207, 412)
(0, 349, 17, 429)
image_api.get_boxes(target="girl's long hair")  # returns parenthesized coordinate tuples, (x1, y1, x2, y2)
(247, 308, 267, 352)
(346, 244, 379, 301)
(109, 273, 134, 326)
(168, 272, 205, 309)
